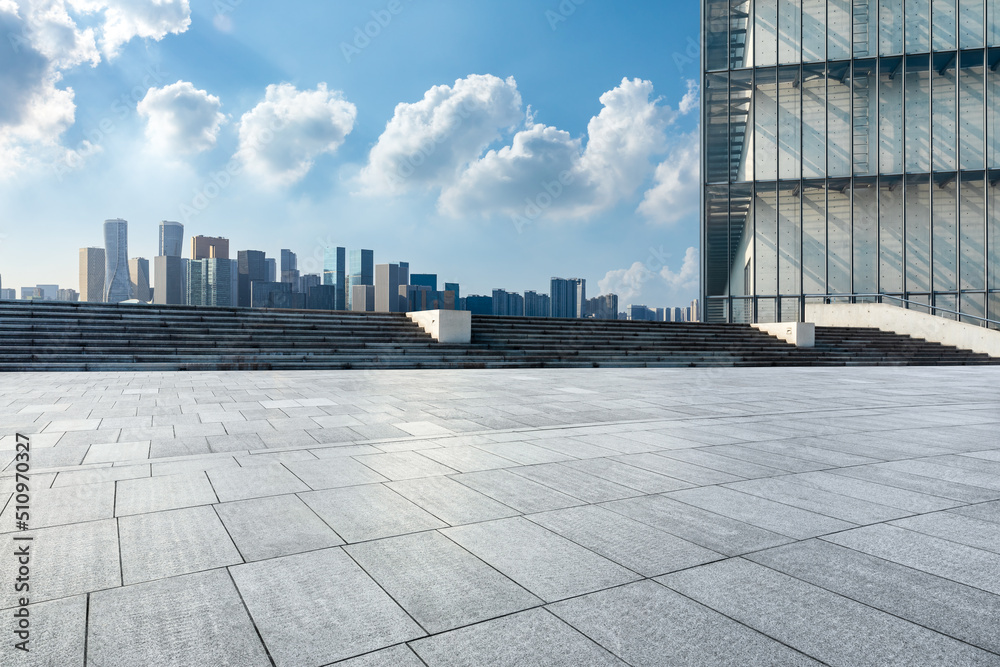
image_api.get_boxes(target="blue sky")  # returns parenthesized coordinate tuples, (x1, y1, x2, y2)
(0, 0, 700, 306)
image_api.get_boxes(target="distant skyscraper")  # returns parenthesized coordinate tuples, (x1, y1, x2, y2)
(57, 289, 79, 302)
(307, 285, 336, 311)
(323, 247, 346, 309)
(80, 247, 105, 302)
(411, 274, 437, 291)
(36, 284, 58, 301)
(375, 264, 406, 312)
(237, 251, 268, 308)
(158, 221, 184, 257)
(464, 295, 493, 315)
(252, 281, 293, 308)
(187, 258, 232, 306)
(265, 258, 276, 283)
(351, 284, 375, 312)
(690, 299, 700, 323)
(347, 249, 374, 309)
(550, 278, 574, 318)
(586, 294, 619, 320)
(154, 256, 184, 305)
(280, 249, 300, 286)
(0, 289, 15, 300)
(128, 258, 150, 302)
(20, 287, 42, 300)
(627, 305, 654, 321)
(300, 274, 321, 293)
(191, 235, 229, 260)
(103, 219, 131, 303)
(524, 290, 551, 317)
(574, 279, 586, 318)
(444, 282, 460, 301)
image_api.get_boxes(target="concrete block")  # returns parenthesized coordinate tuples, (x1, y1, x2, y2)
(752, 321, 815, 347)
(407, 309, 471, 343)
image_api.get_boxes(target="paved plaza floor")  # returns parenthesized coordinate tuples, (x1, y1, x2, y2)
(2, 366, 1000, 666)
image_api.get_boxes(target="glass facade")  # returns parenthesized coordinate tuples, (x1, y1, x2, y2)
(702, 0, 1000, 324)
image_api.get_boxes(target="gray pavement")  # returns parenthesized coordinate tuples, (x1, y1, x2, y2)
(1, 366, 999, 666)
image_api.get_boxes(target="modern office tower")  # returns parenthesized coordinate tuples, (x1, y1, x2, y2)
(237, 251, 267, 308)
(252, 281, 293, 308)
(375, 264, 407, 312)
(159, 221, 184, 257)
(0, 289, 15, 300)
(655, 307, 666, 322)
(574, 279, 586, 317)
(187, 258, 232, 306)
(690, 299, 701, 322)
(323, 247, 347, 309)
(524, 290, 552, 317)
(403, 284, 431, 311)
(672, 307, 685, 322)
(128, 259, 150, 302)
(464, 295, 493, 314)
(444, 282, 460, 301)
(307, 285, 336, 310)
(550, 277, 582, 318)
(352, 284, 375, 312)
(300, 274, 321, 293)
(627, 305, 655, 321)
(702, 0, 1000, 323)
(103, 218, 131, 303)
(191, 235, 229, 260)
(586, 293, 619, 320)
(346, 249, 374, 309)
(153, 256, 184, 304)
(265, 258, 277, 282)
(79, 247, 106, 302)
(57, 289, 79, 302)
(36, 284, 58, 300)
(20, 287, 42, 300)
(280, 249, 299, 285)
(399, 261, 409, 287)
(410, 274, 438, 291)
(441, 288, 456, 310)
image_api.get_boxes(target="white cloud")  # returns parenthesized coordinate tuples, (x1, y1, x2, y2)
(68, 0, 191, 58)
(678, 79, 699, 115)
(359, 74, 522, 194)
(436, 77, 680, 222)
(637, 132, 699, 225)
(598, 246, 699, 304)
(235, 83, 357, 187)
(137, 80, 226, 155)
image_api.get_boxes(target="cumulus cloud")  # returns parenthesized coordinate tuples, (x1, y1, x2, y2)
(137, 80, 226, 154)
(637, 132, 699, 225)
(0, 0, 192, 176)
(436, 77, 682, 222)
(359, 74, 522, 193)
(598, 246, 699, 304)
(235, 83, 357, 186)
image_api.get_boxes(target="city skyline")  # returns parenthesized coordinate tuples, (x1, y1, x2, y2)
(0, 1, 700, 309)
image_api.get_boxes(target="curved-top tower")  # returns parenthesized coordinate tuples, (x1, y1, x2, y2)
(702, 0, 1000, 323)
(104, 218, 132, 303)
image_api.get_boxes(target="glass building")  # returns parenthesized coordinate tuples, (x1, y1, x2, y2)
(103, 219, 131, 303)
(701, 0, 1000, 324)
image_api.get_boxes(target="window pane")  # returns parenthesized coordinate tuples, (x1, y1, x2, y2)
(705, 185, 731, 296)
(706, 0, 730, 71)
(828, 0, 852, 59)
(880, 176, 905, 292)
(879, 58, 904, 173)
(731, 0, 753, 68)
(778, 183, 801, 294)
(960, 173, 986, 290)
(802, 64, 827, 177)
(755, 183, 779, 295)
(731, 184, 755, 297)
(959, 52, 985, 170)
(854, 60, 878, 175)
(828, 180, 852, 293)
(906, 174, 932, 292)
(778, 66, 801, 179)
(932, 172, 958, 292)
(991, 173, 1000, 289)
(853, 0, 877, 57)
(802, 0, 826, 61)
(932, 54, 957, 172)
(705, 73, 730, 184)
(755, 0, 778, 66)
(906, 0, 931, 52)
(933, 0, 958, 50)
(828, 62, 852, 177)
(989, 0, 1000, 45)
(854, 178, 878, 293)
(778, 0, 800, 63)
(960, 293, 986, 324)
(960, 0, 985, 48)
(732, 71, 755, 181)
(879, 0, 904, 54)
(905, 55, 931, 172)
(803, 181, 827, 293)
(987, 51, 1000, 167)
(755, 68, 778, 180)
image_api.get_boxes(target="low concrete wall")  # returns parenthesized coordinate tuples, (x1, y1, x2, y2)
(406, 309, 471, 344)
(806, 303, 1000, 358)
(752, 322, 815, 347)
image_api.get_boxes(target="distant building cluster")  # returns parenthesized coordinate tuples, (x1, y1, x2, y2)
(0, 218, 700, 321)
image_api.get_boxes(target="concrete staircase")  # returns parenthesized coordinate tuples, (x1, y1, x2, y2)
(0, 301, 994, 371)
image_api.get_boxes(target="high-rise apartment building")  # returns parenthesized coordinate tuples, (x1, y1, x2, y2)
(129, 258, 150, 302)
(237, 250, 268, 308)
(103, 219, 131, 303)
(703, 0, 1000, 323)
(347, 249, 374, 309)
(191, 236, 229, 260)
(159, 221, 184, 257)
(187, 258, 232, 306)
(323, 247, 347, 309)
(586, 293, 619, 320)
(491, 289, 524, 316)
(80, 247, 106, 302)
(550, 277, 585, 318)
(524, 290, 551, 317)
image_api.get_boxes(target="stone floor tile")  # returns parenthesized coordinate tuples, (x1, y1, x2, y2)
(82, 440, 150, 464)
(411, 607, 626, 667)
(449, 469, 582, 514)
(782, 470, 963, 513)
(509, 463, 643, 503)
(231, 547, 425, 667)
(0, 481, 115, 532)
(284, 456, 387, 490)
(334, 644, 426, 667)
(206, 463, 309, 502)
(216, 494, 343, 561)
(417, 445, 518, 472)
(723, 476, 911, 524)
(115, 472, 218, 516)
(4, 595, 86, 666)
(442, 516, 639, 602)
(608, 452, 744, 485)
(387, 476, 519, 525)
(88, 569, 270, 667)
(657, 448, 789, 478)
(300, 484, 446, 543)
(832, 465, 1000, 504)
(561, 457, 694, 493)
(346, 531, 540, 633)
(950, 500, 1000, 524)
(473, 441, 576, 465)
(549, 580, 821, 666)
(660, 558, 999, 667)
(353, 451, 458, 480)
(891, 511, 1000, 554)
